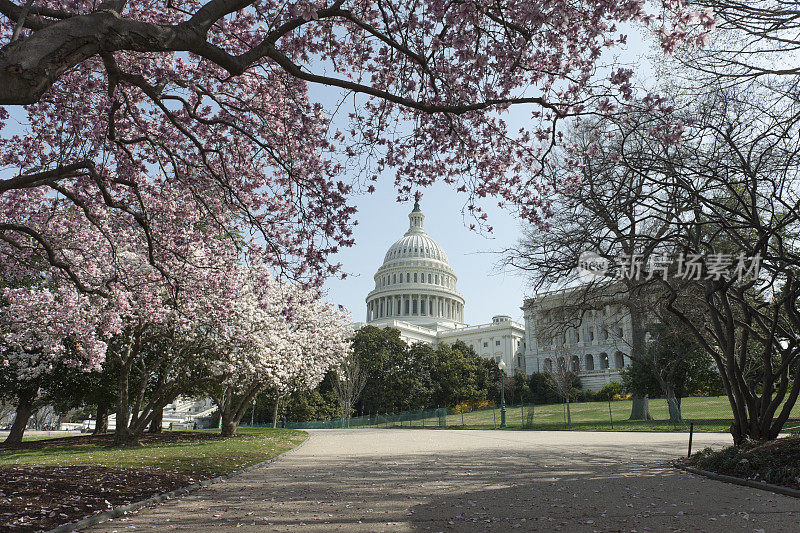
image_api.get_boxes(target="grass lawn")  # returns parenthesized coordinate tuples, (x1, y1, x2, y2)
(385, 396, 800, 432)
(0, 427, 307, 474)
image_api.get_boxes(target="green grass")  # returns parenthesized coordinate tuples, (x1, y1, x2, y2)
(0, 428, 307, 475)
(382, 396, 800, 432)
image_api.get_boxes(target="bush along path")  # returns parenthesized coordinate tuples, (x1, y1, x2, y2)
(682, 434, 800, 495)
(0, 428, 306, 532)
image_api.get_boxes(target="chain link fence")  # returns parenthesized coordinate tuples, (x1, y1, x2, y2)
(255, 395, 800, 431)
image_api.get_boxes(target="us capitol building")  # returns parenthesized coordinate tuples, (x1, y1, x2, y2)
(352, 199, 527, 373)
(352, 199, 631, 388)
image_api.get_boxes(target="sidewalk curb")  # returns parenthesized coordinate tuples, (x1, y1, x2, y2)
(673, 461, 800, 499)
(46, 432, 310, 533)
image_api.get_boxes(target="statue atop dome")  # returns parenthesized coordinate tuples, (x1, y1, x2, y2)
(412, 191, 422, 212)
(407, 193, 426, 234)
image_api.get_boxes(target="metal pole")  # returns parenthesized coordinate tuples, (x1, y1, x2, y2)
(608, 400, 613, 430)
(688, 423, 694, 458)
(500, 370, 507, 428)
(250, 398, 256, 426)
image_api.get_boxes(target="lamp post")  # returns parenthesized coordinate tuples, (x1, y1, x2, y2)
(498, 359, 507, 428)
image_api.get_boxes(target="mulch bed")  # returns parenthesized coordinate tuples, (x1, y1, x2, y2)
(686, 434, 800, 491)
(0, 432, 225, 532)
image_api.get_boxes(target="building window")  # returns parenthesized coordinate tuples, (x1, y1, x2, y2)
(428, 273, 432, 283)
(435, 274, 439, 284)
(393, 274, 396, 283)
(413, 273, 417, 282)
(483, 342, 488, 348)
(404, 300, 410, 314)
(495, 340, 500, 346)
(413, 299, 418, 314)
(406, 273, 410, 282)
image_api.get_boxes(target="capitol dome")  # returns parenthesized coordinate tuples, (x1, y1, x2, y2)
(366, 199, 465, 327)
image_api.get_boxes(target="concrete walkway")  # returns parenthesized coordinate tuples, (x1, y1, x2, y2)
(90, 430, 800, 532)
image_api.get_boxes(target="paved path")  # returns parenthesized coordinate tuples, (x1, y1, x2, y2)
(90, 430, 800, 532)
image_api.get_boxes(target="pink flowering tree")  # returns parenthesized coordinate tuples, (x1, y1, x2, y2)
(0, 283, 114, 446)
(209, 266, 351, 436)
(0, 0, 674, 295)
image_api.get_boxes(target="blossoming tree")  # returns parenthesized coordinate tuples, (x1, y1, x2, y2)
(210, 265, 351, 436)
(0, 0, 692, 299)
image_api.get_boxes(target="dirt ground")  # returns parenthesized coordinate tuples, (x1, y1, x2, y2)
(0, 465, 211, 532)
(87, 429, 800, 532)
(0, 432, 223, 532)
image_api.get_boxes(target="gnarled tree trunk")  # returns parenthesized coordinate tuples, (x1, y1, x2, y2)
(148, 406, 163, 434)
(3, 386, 37, 447)
(629, 396, 653, 421)
(93, 402, 109, 434)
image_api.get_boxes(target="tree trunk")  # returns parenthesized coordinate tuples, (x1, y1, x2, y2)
(626, 304, 654, 421)
(148, 406, 163, 434)
(93, 403, 109, 434)
(629, 395, 654, 421)
(565, 398, 571, 425)
(664, 386, 682, 424)
(220, 413, 237, 437)
(3, 387, 37, 447)
(114, 357, 136, 447)
(272, 397, 280, 429)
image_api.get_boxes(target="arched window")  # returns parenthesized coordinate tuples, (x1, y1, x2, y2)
(544, 358, 553, 372)
(572, 355, 581, 372)
(406, 273, 410, 282)
(414, 273, 417, 282)
(585, 354, 594, 370)
(600, 352, 609, 369)
(614, 351, 625, 368)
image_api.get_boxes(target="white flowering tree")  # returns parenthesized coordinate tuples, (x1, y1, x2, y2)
(209, 267, 351, 436)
